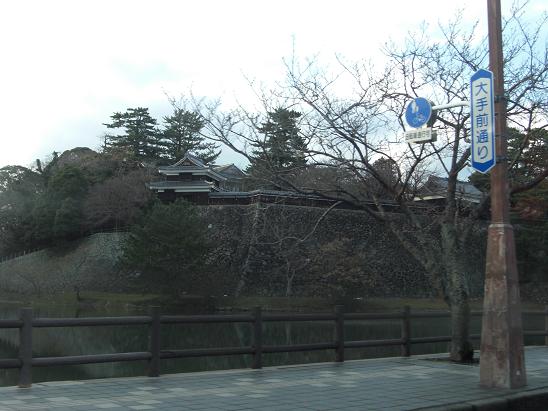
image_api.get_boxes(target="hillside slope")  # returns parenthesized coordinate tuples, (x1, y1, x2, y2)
(0, 232, 128, 295)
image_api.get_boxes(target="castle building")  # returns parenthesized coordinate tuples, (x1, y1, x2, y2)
(148, 153, 246, 204)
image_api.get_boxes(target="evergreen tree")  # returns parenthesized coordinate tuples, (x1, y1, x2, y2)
(251, 108, 306, 170)
(121, 200, 210, 295)
(48, 165, 89, 200)
(161, 108, 220, 163)
(53, 198, 83, 240)
(31, 166, 89, 244)
(0, 166, 44, 254)
(103, 107, 161, 160)
(247, 108, 307, 188)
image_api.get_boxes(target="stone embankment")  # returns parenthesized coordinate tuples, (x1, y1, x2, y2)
(0, 204, 487, 298)
(0, 232, 128, 295)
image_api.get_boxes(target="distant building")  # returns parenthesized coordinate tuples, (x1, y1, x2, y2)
(148, 154, 401, 210)
(414, 176, 485, 205)
(148, 153, 246, 204)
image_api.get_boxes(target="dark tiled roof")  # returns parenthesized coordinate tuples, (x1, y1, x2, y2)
(418, 176, 484, 202)
(171, 153, 206, 168)
(208, 189, 329, 199)
(212, 164, 246, 179)
(149, 181, 215, 189)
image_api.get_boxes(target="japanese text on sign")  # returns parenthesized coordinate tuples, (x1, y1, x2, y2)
(470, 69, 495, 173)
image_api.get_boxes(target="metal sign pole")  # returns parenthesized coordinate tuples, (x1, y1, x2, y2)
(479, 0, 526, 389)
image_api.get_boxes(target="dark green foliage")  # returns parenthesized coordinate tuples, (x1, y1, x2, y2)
(469, 128, 547, 193)
(30, 196, 56, 243)
(161, 108, 220, 163)
(48, 166, 89, 199)
(29, 166, 89, 245)
(0, 166, 44, 254)
(103, 107, 162, 160)
(53, 198, 83, 240)
(0, 147, 155, 255)
(121, 200, 210, 295)
(248, 108, 307, 187)
(469, 128, 547, 281)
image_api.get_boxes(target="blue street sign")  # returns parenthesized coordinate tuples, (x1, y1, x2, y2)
(405, 97, 432, 128)
(470, 69, 495, 173)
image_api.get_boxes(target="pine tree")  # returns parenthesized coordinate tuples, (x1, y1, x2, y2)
(121, 200, 210, 295)
(103, 107, 161, 160)
(252, 108, 306, 171)
(161, 108, 219, 163)
(247, 108, 307, 189)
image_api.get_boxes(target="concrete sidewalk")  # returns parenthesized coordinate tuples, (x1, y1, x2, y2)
(0, 347, 547, 410)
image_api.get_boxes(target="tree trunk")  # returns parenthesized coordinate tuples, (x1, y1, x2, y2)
(449, 295, 474, 362)
(234, 204, 262, 297)
(286, 273, 294, 297)
(441, 223, 474, 362)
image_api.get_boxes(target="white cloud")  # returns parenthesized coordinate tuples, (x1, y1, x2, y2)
(0, 0, 544, 168)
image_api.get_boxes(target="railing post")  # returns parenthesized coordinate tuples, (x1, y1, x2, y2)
(401, 305, 411, 357)
(335, 305, 345, 362)
(148, 306, 161, 377)
(545, 305, 548, 346)
(252, 306, 262, 369)
(18, 308, 33, 388)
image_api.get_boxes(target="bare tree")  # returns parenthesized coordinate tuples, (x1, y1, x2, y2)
(84, 169, 153, 230)
(196, 4, 547, 362)
(234, 201, 337, 297)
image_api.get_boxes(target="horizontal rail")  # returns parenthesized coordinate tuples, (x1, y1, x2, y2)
(344, 312, 403, 320)
(409, 312, 451, 319)
(0, 310, 544, 329)
(33, 317, 151, 327)
(411, 336, 452, 344)
(0, 319, 23, 328)
(0, 358, 21, 369)
(524, 330, 548, 337)
(161, 314, 253, 324)
(263, 342, 336, 353)
(263, 313, 336, 322)
(345, 338, 403, 348)
(522, 311, 548, 316)
(161, 347, 254, 359)
(32, 352, 151, 367)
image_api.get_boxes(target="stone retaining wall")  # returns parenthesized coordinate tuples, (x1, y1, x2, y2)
(0, 205, 487, 298)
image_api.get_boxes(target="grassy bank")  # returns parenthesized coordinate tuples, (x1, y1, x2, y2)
(0, 291, 163, 309)
(216, 296, 467, 312)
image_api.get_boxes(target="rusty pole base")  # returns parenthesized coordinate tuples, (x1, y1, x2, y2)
(480, 223, 526, 389)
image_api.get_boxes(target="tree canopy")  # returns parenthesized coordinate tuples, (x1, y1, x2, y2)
(120, 200, 210, 295)
(247, 108, 307, 188)
(0, 149, 148, 255)
(103, 107, 162, 160)
(161, 108, 220, 163)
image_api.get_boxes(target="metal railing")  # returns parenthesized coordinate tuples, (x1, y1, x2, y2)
(1, 305, 547, 388)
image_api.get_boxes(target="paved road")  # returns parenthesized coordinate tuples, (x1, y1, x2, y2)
(1, 347, 548, 410)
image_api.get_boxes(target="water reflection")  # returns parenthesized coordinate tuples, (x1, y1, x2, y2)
(0, 304, 545, 387)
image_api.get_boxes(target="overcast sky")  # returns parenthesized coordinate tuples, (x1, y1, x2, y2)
(0, 0, 544, 169)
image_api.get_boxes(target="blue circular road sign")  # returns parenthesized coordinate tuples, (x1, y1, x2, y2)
(405, 97, 433, 128)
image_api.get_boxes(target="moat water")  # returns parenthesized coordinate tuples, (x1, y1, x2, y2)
(0, 303, 544, 386)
